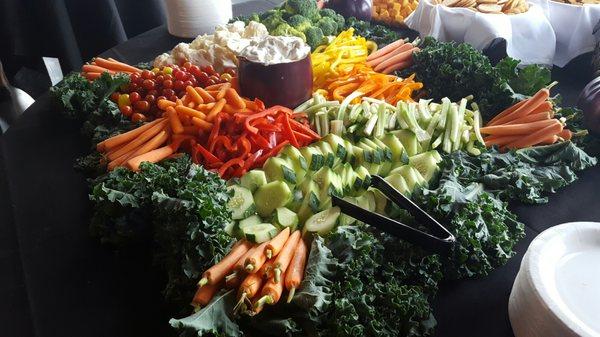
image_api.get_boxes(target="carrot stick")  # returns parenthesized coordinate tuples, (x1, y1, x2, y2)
(479, 119, 556, 136)
(244, 241, 270, 273)
(271, 230, 301, 283)
(103, 118, 165, 150)
(167, 107, 184, 134)
(186, 85, 204, 104)
(83, 72, 102, 80)
(504, 121, 563, 149)
(225, 88, 246, 109)
(134, 129, 169, 154)
(205, 83, 228, 91)
(255, 278, 284, 310)
(367, 43, 413, 67)
(367, 38, 406, 61)
(93, 57, 141, 73)
(195, 87, 215, 103)
(491, 88, 550, 126)
(206, 99, 227, 121)
(157, 99, 176, 110)
(191, 117, 213, 130)
(126, 145, 174, 171)
(264, 227, 290, 259)
(107, 119, 168, 160)
(175, 105, 207, 120)
(374, 47, 419, 73)
(504, 111, 550, 125)
(285, 237, 308, 303)
(198, 240, 253, 287)
(82, 64, 115, 74)
(191, 282, 221, 308)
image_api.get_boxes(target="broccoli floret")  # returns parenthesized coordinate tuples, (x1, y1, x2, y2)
(316, 8, 345, 33)
(287, 14, 312, 32)
(317, 17, 337, 36)
(304, 26, 324, 49)
(283, 0, 319, 20)
(261, 11, 287, 31)
(272, 23, 307, 42)
(249, 13, 261, 23)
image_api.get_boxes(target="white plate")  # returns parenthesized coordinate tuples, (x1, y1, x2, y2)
(509, 222, 600, 337)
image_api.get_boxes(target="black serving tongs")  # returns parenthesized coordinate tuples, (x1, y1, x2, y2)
(331, 175, 455, 256)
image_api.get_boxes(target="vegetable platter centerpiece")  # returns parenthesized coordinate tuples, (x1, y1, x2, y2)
(51, 0, 598, 336)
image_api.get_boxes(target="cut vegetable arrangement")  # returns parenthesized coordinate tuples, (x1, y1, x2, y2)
(49, 2, 599, 336)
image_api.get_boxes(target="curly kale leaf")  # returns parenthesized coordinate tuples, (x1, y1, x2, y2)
(89, 156, 233, 304)
(495, 57, 551, 97)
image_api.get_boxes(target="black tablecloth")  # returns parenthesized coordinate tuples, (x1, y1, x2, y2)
(2, 2, 600, 336)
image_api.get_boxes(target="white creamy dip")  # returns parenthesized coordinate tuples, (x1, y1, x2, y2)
(236, 35, 311, 66)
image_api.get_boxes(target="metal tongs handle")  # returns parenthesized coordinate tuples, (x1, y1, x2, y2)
(332, 175, 455, 256)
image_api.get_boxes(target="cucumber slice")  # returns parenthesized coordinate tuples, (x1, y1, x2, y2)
(392, 129, 418, 156)
(297, 191, 320, 224)
(243, 223, 279, 243)
(381, 133, 405, 162)
(379, 161, 392, 176)
(322, 134, 347, 160)
(344, 139, 355, 163)
(263, 157, 297, 185)
(228, 185, 256, 220)
(300, 146, 325, 171)
(430, 150, 443, 163)
(273, 207, 299, 231)
(355, 192, 376, 212)
(355, 166, 371, 190)
(280, 145, 308, 171)
(409, 152, 440, 182)
(254, 181, 292, 218)
(238, 215, 262, 231)
(304, 207, 341, 235)
(318, 142, 336, 167)
(384, 173, 411, 196)
(389, 165, 426, 191)
(358, 142, 381, 164)
(240, 170, 267, 192)
(224, 221, 236, 237)
(371, 188, 388, 214)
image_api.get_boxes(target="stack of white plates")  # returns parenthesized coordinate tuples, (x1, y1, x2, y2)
(164, 0, 233, 38)
(509, 222, 600, 337)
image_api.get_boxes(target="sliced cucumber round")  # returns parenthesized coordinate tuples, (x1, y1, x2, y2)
(243, 223, 279, 243)
(240, 170, 267, 193)
(254, 181, 292, 218)
(227, 185, 256, 220)
(409, 151, 440, 182)
(273, 207, 299, 231)
(304, 207, 341, 235)
(238, 215, 262, 232)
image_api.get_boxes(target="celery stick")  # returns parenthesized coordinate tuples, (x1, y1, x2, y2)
(375, 103, 386, 138)
(431, 132, 444, 149)
(451, 98, 467, 145)
(472, 109, 486, 146)
(388, 111, 397, 129)
(418, 99, 433, 121)
(438, 98, 451, 130)
(331, 120, 344, 135)
(348, 104, 361, 122)
(363, 113, 378, 136)
(304, 102, 340, 115)
(442, 105, 455, 153)
(294, 97, 314, 112)
(338, 91, 363, 120)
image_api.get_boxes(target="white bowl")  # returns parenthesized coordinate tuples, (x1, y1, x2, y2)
(509, 222, 600, 337)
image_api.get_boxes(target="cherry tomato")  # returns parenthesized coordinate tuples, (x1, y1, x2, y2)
(209, 75, 220, 82)
(163, 79, 173, 89)
(156, 95, 167, 102)
(203, 65, 216, 75)
(173, 69, 185, 81)
(130, 73, 140, 83)
(131, 113, 147, 123)
(168, 94, 178, 102)
(145, 95, 156, 104)
(183, 61, 192, 69)
(206, 79, 216, 86)
(141, 70, 154, 79)
(119, 104, 133, 117)
(189, 78, 197, 86)
(142, 79, 155, 90)
(129, 92, 141, 103)
(189, 65, 200, 76)
(134, 100, 150, 112)
(110, 92, 120, 102)
(147, 89, 158, 97)
(155, 75, 164, 83)
(196, 72, 209, 84)
(173, 80, 184, 91)
(225, 68, 236, 76)
(162, 88, 175, 97)
(183, 80, 193, 88)
(163, 73, 173, 81)
(128, 83, 139, 92)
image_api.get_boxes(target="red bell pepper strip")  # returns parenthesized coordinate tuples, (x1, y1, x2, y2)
(281, 114, 299, 147)
(249, 132, 270, 149)
(293, 130, 313, 143)
(237, 136, 251, 157)
(218, 158, 244, 178)
(255, 140, 290, 167)
(211, 135, 237, 152)
(288, 119, 320, 139)
(244, 106, 292, 134)
(207, 114, 223, 146)
(194, 144, 221, 165)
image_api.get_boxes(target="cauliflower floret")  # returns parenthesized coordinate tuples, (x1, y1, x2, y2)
(153, 53, 174, 68)
(242, 21, 269, 39)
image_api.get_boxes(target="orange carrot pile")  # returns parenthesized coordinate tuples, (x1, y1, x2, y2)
(366, 39, 419, 74)
(191, 230, 309, 315)
(81, 57, 141, 80)
(482, 88, 572, 150)
(315, 64, 423, 105)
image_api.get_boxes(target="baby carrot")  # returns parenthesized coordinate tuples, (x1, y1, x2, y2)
(195, 87, 215, 103)
(245, 241, 270, 273)
(175, 105, 206, 119)
(198, 240, 253, 287)
(285, 237, 309, 303)
(103, 118, 165, 149)
(127, 130, 169, 160)
(265, 227, 290, 259)
(234, 269, 265, 313)
(186, 85, 204, 104)
(205, 82, 228, 91)
(191, 282, 222, 309)
(191, 117, 213, 131)
(233, 246, 257, 274)
(254, 278, 284, 310)
(272, 230, 301, 283)
(166, 107, 184, 134)
(225, 88, 246, 109)
(126, 145, 174, 171)
(206, 99, 227, 121)
(157, 99, 176, 110)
